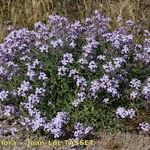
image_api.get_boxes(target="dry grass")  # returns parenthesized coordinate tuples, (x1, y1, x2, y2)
(0, 0, 149, 41)
(0, 0, 149, 25)
(46, 0, 149, 25)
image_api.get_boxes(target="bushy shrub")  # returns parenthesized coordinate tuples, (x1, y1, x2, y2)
(0, 11, 150, 139)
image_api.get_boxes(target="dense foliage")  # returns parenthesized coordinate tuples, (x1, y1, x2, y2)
(0, 11, 150, 139)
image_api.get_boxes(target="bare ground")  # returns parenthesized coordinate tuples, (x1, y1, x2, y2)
(0, 118, 150, 150)
(0, 132, 150, 150)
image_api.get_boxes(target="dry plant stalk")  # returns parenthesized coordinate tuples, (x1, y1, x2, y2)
(0, 0, 149, 42)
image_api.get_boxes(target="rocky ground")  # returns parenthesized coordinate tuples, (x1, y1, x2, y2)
(0, 115, 150, 150)
(0, 132, 150, 150)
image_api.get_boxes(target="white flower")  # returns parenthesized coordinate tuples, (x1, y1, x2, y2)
(103, 98, 109, 104)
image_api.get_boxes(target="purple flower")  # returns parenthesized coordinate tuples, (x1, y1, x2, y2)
(44, 112, 69, 138)
(38, 72, 48, 80)
(88, 61, 97, 72)
(74, 122, 93, 139)
(139, 122, 150, 132)
(76, 76, 87, 87)
(61, 53, 74, 66)
(0, 90, 9, 101)
(72, 91, 87, 107)
(58, 66, 68, 77)
(130, 79, 141, 90)
(18, 81, 32, 97)
(116, 107, 135, 119)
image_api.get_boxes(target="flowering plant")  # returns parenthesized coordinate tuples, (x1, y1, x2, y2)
(0, 11, 150, 138)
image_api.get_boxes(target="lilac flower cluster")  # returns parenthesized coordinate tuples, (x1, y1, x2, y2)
(142, 78, 150, 100)
(19, 85, 47, 131)
(19, 110, 46, 132)
(0, 90, 9, 101)
(1, 105, 15, 117)
(129, 78, 142, 99)
(72, 91, 87, 107)
(130, 79, 141, 90)
(58, 53, 74, 76)
(26, 59, 40, 80)
(102, 25, 133, 50)
(102, 57, 125, 73)
(0, 127, 18, 137)
(44, 112, 69, 138)
(61, 53, 74, 66)
(74, 123, 93, 139)
(116, 107, 136, 119)
(129, 78, 150, 100)
(89, 75, 120, 98)
(135, 35, 150, 64)
(17, 81, 32, 97)
(139, 122, 150, 132)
